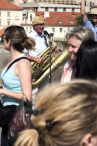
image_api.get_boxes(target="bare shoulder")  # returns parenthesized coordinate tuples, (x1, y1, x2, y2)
(14, 58, 31, 76)
(18, 58, 30, 65)
(16, 58, 31, 71)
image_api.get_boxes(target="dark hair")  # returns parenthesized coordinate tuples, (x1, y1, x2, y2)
(4, 25, 35, 52)
(75, 39, 97, 80)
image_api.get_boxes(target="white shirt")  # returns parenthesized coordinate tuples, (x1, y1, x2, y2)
(24, 29, 48, 57)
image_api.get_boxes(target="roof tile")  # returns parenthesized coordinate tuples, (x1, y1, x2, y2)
(0, 27, 6, 36)
(0, 0, 23, 10)
(36, 11, 81, 26)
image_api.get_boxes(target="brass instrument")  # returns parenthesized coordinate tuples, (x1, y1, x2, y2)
(31, 34, 70, 86)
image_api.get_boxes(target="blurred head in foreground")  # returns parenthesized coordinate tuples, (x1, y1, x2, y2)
(15, 80, 97, 146)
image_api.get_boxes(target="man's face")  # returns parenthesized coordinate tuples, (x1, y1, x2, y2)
(91, 14, 97, 24)
(33, 23, 44, 35)
(68, 36, 82, 61)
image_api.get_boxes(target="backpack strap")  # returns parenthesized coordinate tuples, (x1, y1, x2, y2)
(5, 57, 30, 74)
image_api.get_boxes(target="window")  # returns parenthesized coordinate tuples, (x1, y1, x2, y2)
(72, 8, 75, 12)
(63, 8, 66, 12)
(0, 12, 1, 17)
(30, 27, 32, 32)
(60, 28, 63, 33)
(23, 0, 27, 3)
(45, 7, 49, 11)
(7, 12, 10, 17)
(70, 20, 73, 23)
(7, 21, 10, 25)
(8, 0, 14, 3)
(30, 14, 32, 21)
(52, 28, 55, 32)
(90, 2, 92, 7)
(35, 7, 38, 11)
(59, 20, 62, 23)
(54, 7, 57, 12)
(72, 14, 75, 17)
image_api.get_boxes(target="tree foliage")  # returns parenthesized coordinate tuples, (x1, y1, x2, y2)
(75, 16, 83, 26)
(75, 13, 92, 26)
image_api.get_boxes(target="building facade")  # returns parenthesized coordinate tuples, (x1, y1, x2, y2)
(7, 0, 95, 5)
(7, 0, 95, 13)
(19, 2, 80, 12)
(0, 0, 80, 41)
(7, 0, 76, 5)
(0, 0, 23, 30)
(76, 0, 94, 12)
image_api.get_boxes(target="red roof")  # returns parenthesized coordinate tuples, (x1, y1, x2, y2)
(0, 27, 6, 36)
(0, 0, 23, 10)
(36, 11, 44, 17)
(21, 11, 81, 26)
(36, 11, 81, 26)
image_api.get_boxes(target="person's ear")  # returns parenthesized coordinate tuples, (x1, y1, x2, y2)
(82, 134, 93, 146)
(9, 39, 11, 44)
(8, 39, 11, 47)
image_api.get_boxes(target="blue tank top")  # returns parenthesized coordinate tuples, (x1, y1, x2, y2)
(1, 54, 26, 106)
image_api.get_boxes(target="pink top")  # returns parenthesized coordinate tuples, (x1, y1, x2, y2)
(61, 60, 73, 83)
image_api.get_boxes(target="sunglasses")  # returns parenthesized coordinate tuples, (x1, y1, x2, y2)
(34, 23, 44, 26)
(91, 14, 97, 18)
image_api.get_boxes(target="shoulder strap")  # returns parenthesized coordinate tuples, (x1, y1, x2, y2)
(5, 57, 30, 74)
(44, 35, 49, 47)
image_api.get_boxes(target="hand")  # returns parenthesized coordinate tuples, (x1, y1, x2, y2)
(54, 47, 59, 54)
(35, 57, 44, 64)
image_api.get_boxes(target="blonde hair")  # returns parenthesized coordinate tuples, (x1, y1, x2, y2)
(4, 25, 35, 52)
(14, 80, 97, 146)
(66, 26, 95, 42)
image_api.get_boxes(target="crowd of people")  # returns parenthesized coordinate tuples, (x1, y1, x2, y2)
(0, 0, 97, 145)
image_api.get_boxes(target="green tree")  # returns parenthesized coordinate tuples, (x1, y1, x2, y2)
(75, 16, 83, 26)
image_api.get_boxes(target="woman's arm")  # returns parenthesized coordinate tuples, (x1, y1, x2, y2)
(81, 0, 87, 23)
(0, 89, 23, 100)
(18, 59, 32, 101)
(0, 60, 32, 101)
